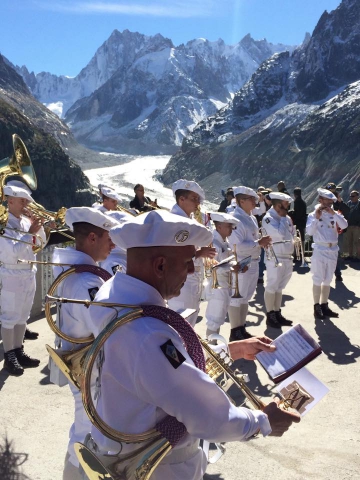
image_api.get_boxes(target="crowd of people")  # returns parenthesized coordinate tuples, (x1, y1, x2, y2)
(1, 173, 359, 480)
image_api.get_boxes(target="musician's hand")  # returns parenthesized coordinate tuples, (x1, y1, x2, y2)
(149, 200, 158, 208)
(264, 398, 301, 436)
(28, 216, 44, 234)
(315, 206, 324, 219)
(259, 235, 272, 248)
(196, 246, 217, 259)
(229, 336, 275, 360)
(231, 263, 249, 274)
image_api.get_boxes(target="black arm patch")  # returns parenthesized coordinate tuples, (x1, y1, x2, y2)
(265, 218, 270, 224)
(88, 287, 99, 301)
(160, 339, 186, 369)
(111, 264, 121, 275)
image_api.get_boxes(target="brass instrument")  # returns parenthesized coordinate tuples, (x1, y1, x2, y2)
(70, 306, 268, 480)
(259, 227, 282, 267)
(0, 134, 37, 201)
(25, 203, 74, 252)
(0, 135, 47, 249)
(204, 243, 220, 289)
(294, 228, 308, 268)
(117, 204, 137, 216)
(231, 244, 242, 298)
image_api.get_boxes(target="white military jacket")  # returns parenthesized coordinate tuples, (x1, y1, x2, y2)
(52, 247, 106, 351)
(0, 212, 45, 272)
(88, 273, 270, 480)
(306, 205, 348, 251)
(229, 206, 261, 261)
(262, 207, 295, 257)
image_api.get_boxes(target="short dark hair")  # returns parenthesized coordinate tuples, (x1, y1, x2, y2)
(271, 199, 283, 207)
(72, 222, 106, 239)
(134, 184, 144, 192)
(175, 189, 191, 202)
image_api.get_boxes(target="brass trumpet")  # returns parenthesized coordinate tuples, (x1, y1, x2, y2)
(231, 244, 242, 298)
(259, 227, 282, 267)
(294, 228, 308, 268)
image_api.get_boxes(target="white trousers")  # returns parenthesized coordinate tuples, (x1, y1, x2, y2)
(168, 272, 202, 327)
(265, 259, 293, 293)
(0, 272, 36, 328)
(311, 247, 338, 286)
(205, 287, 231, 331)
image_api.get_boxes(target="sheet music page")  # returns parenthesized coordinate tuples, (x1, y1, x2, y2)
(256, 325, 316, 378)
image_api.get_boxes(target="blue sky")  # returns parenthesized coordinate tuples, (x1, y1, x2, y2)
(0, 0, 342, 77)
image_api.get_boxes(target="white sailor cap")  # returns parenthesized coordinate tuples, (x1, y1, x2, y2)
(65, 207, 119, 231)
(209, 212, 239, 225)
(3, 184, 33, 202)
(105, 210, 133, 224)
(317, 188, 337, 201)
(269, 192, 294, 202)
(233, 186, 258, 199)
(110, 209, 212, 249)
(98, 184, 122, 202)
(172, 179, 205, 202)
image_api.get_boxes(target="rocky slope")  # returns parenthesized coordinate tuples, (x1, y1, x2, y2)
(162, 0, 360, 204)
(0, 55, 96, 209)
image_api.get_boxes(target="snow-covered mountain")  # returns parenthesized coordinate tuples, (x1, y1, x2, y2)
(162, 0, 360, 202)
(15, 30, 295, 154)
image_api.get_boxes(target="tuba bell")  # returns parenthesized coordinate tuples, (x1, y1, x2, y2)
(0, 134, 37, 201)
(0, 135, 44, 248)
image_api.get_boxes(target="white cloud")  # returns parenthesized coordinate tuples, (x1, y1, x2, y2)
(34, 0, 224, 18)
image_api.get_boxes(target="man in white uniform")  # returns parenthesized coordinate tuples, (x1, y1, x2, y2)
(51, 207, 118, 480)
(228, 186, 272, 341)
(306, 188, 348, 320)
(262, 192, 295, 328)
(92, 184, 122, 212)
(205, 212, 242, 339)
(100, 210, 132, 275)
(83, 210, 300, 480)
(0, 181, 45, 376)
(167, 179, 216, 327)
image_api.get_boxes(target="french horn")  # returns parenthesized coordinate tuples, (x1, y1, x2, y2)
(66, 305, 267, 480)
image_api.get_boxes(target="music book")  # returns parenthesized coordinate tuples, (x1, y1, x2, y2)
(256, 324, 322, 383)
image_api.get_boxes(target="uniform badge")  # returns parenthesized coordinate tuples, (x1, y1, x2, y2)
(111, 265, 121, 274)
(175, 230, 189, 243)
(160, 339, 185, 369)
(88, 287, 99, 301)
(265, 218, 270, 224)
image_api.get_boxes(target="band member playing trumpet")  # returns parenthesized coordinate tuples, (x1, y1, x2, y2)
(85, 210, 300, 480)
(50, 207, 118, 480)
(205, 212, 247, 339)
(262, 192, 295, 328)
(168, 179, 216, 327)
(306, 188, 348, 320)
(0, 181, 45, 376)
(228, 186, 272, 341)
(93, 184, 122, 212)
